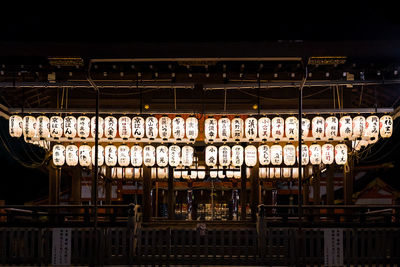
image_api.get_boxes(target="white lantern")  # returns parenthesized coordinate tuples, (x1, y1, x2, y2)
(231, 145, 244, 167)
(296, 144, 309, 165)
(339, 116, 352, 139)
(52, 144, 65, 166)
(219, 145, 231, 167)
(118, 116, 132, 140)
(325, 116, 338, 139)
(270, 144, 283, 165)
(352, 116, 365, 139)
(227, 166, 234, 179)
(283, 144, 296, 166)
(36, 116, 50, 139)
(321, 143, 334, 165)
(173, 167, 182, 179)
(283, 168, 291, 178)
(266, 168, 274, 179)
(292, 168, 299, 179)
(285, 116, 298, 140)
(63, 116, 77, 139)
(9, 115, 23, 138)
(181, 168, 190, 179)
(312, 116, 325, 139)
(105, 145, 118, 166)
(258, 145, 270, 166)
(245, 117, 257, 141)
(335, 144, 348, 165)
(301, 118, 310, 138)
(231, 117, 244, 141)
(50, 116, 63, 139)
(186, 116, 199, 141)
(79, 145, 92, 167)
(116, 167, 124, 179)
(205, 145, 218, 167)
(134, 168, 142, 179)
(218, 117, 231, 141)
(90, 116, 104, 138)
(246, 167, 251, 178)
(259, 168, 267, 179)
(181, 146, 194, 167)
(189, 166, 197, 179)
(159, 116, 172, 140)
(309, 144, 322, 165)
(258, 117, 271, 141)
(353, 139, 369, 151)
(65, 144, 79, 166)
(244, 145, 257, 167)
(151, 167, 157, 179)
(145, 116, 158, 140)
(210, 166, 218, 179)
(23, 115, 36, 139)
(218, 166, 225, 179)
(271, 117, 284, 140)
(365, 115, 379, 140)
(125, 168, 134, 179)
(204, 117, 218, 142)
(380, 115, 393, 138)
(111, 168, 117, 179)
(104, 116, 118, 140)
(172, 116, 185, 140)
(91, 145, 104, 166)
(197, 166, 206, 179)
(143, 145, 156, 167)
(77, 116, 90, 139)
(233, 167, 241, 179)
(158, 167, 167, 179)
(130, 146, 143, 167)
(156, 145, 169, 167)
(274, 168, 281, 178)
(168, 145, 181, 167)
(118, 145, 130, 167)
(132, 116, 145, 140)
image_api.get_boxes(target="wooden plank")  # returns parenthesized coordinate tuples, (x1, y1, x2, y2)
(144, 229, 149, 260)
(136, 228, 142, 262)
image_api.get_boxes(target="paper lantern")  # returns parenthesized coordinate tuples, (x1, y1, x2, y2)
(23, 116, 36, 139)
(90, 116, 104, 138)
(335, 144, 348, 165)
(168, 145, 181, 167)
(271, 117, 284, 140)
(218, 117, 231, 141)
(158, 167, 167, 179)
(105, 145, 117, 166)
(309, 144, 322, 165)
(266, 168, 274, 179)
(36, 116, 50, 139)
(325, 116, 338, 139)
(53, 144, 65, 166)
(79, 145, 92, 167)
(296, 144, 309, 165)
(181, 146, 194, 167)
(339, 116, 352, 139)
(231, 117, 244, 141)
(353, 139, 368, 151)
(219, 145, 231, 167)
(77, 116, 90, 139)
(186, 116, 198, 141)
(365, 115, 379, 140)
(159, 116, 172, 140)
(292, 168, 305, 179)
(156, 145, 169, 167)
(245, 117, 258, 141)
(301, 118, 310, 138)
(204, 117, 218, 142)
(258, 145, 270, 166)
(244, 145, 257, 167)
(130, 146, 143, 167)
(227, 166, 234, 179)
(258, 117, 271, 141)
(172, 116, 185, 140)
(143, 145, 156, 167)
(49, 116, 63, 139)
(270, 144, 283, 165)
(145, 116, 158, 140)
(231, 145, 244, 167)
(134, 168, 142, 179)
(312, 116, 325, 139)
(189, 166, 197, 179)
(210, 166, 218, 179)
(118, 145, 130, 167)
(111, 168, 117, 179)
(197, 166, 206, 179)
(181, 168, 189, 179)
(132, 116, 145, 140)
(118, 116, 132, 140)
(63, 116, 77, 139)
(218, 166, 225, 179)
(283, 144, 296, 166)
(352, 116, 365, 139)
(125, 168, 134, 179)
(283, 168, 291, 178)
(274, 168, 281, 178)
(321, 144, 334, 165)
(91, 145, 104, 166)
(259, 168, 267, 179)
(104, 116, 117, 140)
(173, 167, 182, 179)
(9, 115, 23, 138)
(233, 167, 241, 179)
(116, 167, 124, 179)
(379, 115, 393, 138)
(205, 145, 218, 166)
(151, 168, 157, 179)
(65, 144, 79, 166)
(285, 116, 298, 140)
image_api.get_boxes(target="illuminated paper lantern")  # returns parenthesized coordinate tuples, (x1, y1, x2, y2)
(197, 166, 206, 179)
(296, 144, 309, 165)
(233, 167, 241, 179)
(52, 144, 65, 166)
(301, 118, 310, 138)
(365, 115, 379, 140)
(186, 116, 199, 141)
(63, 116, 77, 139)
(244, 145, 257, 167)
(145, 116, 158, 140)
(283, 168, 291, 178)
(266, 168, 274, 179)
(50, 116, 64, 139)
(151, 168, 157, 179)
(104, 116, 117, 140)
(23, 115, 36, 139)
(116, 168, 124, 179)
(168, 145, 181, 167)
(271, 117, 284, 140)
(90, 116, 104, 138)
(204, 117, 217, 142)
(79, 145, 92, 167)
(232, 117, 244, 141)
(274, 168, 281, 178)
(218, 117, 231, 141)
(309, 144, 322, 165)
(65, 144, 79, 166)
(134, 168, 142, 179)
(156, 145, 169, 167)
(77, 116, 90, 139)
(111, 168, 117, 179)
(130, 146, 143, 167)
(118, 145, 130, 167)
(227, 166, 234, 179)
(132, 116, 145, 140)
(321, 144, 334, 165)
(91, 145, 104, 166)
(285, 116, 298, 140)
(173, 167, 182, 179)
(292, 168, 305, 179)
(181, 145, 194, 167)
(159, 116, 172, 140)
(158, 167, 167, 179)
(172, 116, 185, 140)
(218, 166, 225, 179)
(258, 117, 271, 141)
(36, 116, 50, 139)
(143, 145, 156, 167)
(118, 116, 132, 140)
(125, 168, 134, 179)
(9, 115, 23, 138)
(231, 145, 244, 167)
(380, 115, 393, 138)
(105, 145, 117, 166)
(270, 144, 283, 165)
(352, 116, 365, 139)
(259, 168, 267, 179)
(205, 145, 218, 167)
(219, 145, 231, 167)
(210, 166, 218, 179)
(339, 116, 352, 139)
(325, 116, 338, 139)
(181, 168, 189, 179)
(283, 144, 296, 166)
(190, 166, 197, 179)
(245, 117, 257, 141)
(335, 144, 348, 165)
(312, 116, 325, 139)
(258, 145, 270, 166)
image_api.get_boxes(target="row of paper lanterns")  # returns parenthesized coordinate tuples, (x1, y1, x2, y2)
(9, 114, 393, 141)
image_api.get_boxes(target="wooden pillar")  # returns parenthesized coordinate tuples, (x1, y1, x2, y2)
(240, 165, 247, 221)
(250, 163, 260, 222)
(302, 166, 310, 205)
(70, 167, 81, 205)
(312, 166, 321, 205)
(142, 166, 152, 222)
(344, 156, 354, 205)
(49, 163, 60, 205)
(168, 166, 175, 220)
(326, 164, 335, 219)
(105, 167, 112, 205)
